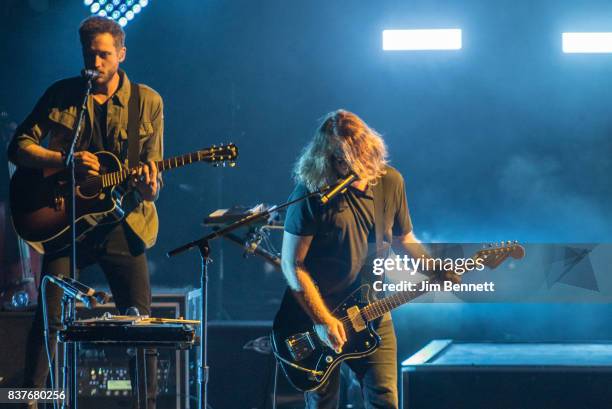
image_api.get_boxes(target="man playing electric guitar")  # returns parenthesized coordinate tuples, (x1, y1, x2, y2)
(8, 17, 162, 409)
(279, 110, 460, 408)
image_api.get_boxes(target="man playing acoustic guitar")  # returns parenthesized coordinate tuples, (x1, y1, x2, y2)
(8, 16, 162, 409)
(279, 110, 460, 408)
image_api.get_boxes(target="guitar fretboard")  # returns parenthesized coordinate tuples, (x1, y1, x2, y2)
(100, 151, 206, 188)
(358, 246, 519, 320)
(361, 277, 443, 321)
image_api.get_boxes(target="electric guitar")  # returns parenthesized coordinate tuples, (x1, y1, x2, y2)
(9, 144, 238, 254)
(271, 242, 525, 392)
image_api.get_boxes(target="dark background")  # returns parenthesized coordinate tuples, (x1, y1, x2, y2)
(2, 0, 612, 362)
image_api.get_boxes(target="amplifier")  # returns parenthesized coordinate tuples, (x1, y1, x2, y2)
(203, 320, 303, 409)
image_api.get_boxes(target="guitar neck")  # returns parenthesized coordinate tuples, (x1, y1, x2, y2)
(361, 276, 443, 321)
(156, 151, 205, 172)
(100, 151, 205, 188)
(359, 244, 523, 321)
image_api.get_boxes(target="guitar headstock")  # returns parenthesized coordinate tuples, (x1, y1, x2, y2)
(474, 241, 525, 270)
(198, 143, 238, 167)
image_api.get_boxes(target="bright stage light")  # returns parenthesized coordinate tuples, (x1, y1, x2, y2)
(382, 29, 462, 51)
(84, 0, 148, 27)
(562, 32, 612, 53)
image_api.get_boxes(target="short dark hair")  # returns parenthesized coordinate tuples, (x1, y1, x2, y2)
(79, 16, 125, 49)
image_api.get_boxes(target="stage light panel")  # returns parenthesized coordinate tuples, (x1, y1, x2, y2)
(563, 32, 612, 53)
(84, 0, 148, 27)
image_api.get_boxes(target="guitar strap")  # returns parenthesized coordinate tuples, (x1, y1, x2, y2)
(373, 176, 386, 259)
(360, 175, 386, 301)
(127, 81, 140, 169)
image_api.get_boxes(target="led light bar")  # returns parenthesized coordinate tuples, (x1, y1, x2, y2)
(563, 32, 612, 53)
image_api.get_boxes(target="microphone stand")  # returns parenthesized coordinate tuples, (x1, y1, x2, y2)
(166, 189, 324, 409)
(222, 230, 282, 269)
(61, 75, 94, 409)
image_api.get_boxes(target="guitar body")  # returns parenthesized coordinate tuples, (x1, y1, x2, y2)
(271, 284, 381, 392)
(9, 151, 125, 254)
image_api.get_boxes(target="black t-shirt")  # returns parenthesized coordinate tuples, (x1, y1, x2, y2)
(284, 165, 412, 298)
(90, 99, 109, 152)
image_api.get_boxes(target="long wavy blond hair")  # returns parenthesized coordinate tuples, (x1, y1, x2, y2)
(293, 110, 388, 192)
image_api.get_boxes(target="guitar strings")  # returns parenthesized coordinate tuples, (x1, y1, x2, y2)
(76, 148, 240, 191)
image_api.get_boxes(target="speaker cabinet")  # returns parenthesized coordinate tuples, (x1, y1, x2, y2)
(0, 311, 34, 388)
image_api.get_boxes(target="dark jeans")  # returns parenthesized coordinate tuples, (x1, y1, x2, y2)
(23, 221, 157, 408)
(305, 317, 398, 409)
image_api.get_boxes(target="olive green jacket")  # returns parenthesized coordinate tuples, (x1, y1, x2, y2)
(8, 70, 164, 249)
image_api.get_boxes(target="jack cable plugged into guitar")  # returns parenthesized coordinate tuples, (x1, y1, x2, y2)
(272, 352, 324, 377)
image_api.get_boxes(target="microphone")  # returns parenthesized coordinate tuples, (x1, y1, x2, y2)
(81, 69, 101, 80)
(319, 173, 357, 204)
(63, 276, 111, 306)
(46, 275, 105, 309)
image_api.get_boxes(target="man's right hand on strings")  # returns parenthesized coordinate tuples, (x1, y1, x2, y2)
(73, 151, 100, 176)
(315, 315, 347, 352)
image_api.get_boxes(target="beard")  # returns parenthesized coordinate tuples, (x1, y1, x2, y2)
(93, 69, 118, 88)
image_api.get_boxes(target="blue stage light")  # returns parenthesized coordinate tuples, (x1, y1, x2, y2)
(83, 0, 149, 27)
(383, 29, 462, 51)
